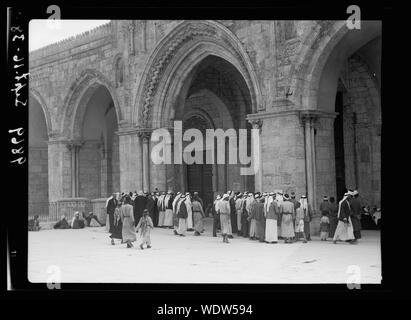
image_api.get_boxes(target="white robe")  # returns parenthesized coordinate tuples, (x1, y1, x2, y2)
(265, 219, 278, 242)
(185, 198, 193, 229)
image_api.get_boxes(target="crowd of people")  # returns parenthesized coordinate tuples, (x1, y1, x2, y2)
(101, 188, 367, 248)
(28, 187, 375, 249)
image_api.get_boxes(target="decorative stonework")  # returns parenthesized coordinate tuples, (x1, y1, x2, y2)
(138, 21, 262, 128)
(61, 68, 120, 138)
(140, 24, 218, 128)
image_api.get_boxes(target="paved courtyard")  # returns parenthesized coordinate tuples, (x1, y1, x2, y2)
(28, 218, 381, 284)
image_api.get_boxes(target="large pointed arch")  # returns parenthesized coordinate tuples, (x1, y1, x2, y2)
(133, 20, 262, 128)
(29, 88, 53, 137)
(287, 20, 381, 110)
(60, 69, 122, 139)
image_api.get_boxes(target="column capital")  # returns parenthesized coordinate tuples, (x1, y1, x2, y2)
(137, 129, 152, 143)
(66, 140, 84, 150)
(248, 119, 263, 132)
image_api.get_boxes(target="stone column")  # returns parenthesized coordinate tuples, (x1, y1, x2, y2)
(139, 131, 151, 193)
(118, 130, 143, 192)
(47, 139, 72, 202)
(66, 140, 83, 198)
(249, 119, 263, 192)
(301, 113, 315, 210)
(99, 139, 108, 197)
(310, 116, 318, 212)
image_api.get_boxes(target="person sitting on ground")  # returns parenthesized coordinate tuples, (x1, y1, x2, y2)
(28, 215, 41, 231)
(82, 211, 103, 227)
(53, 215, 70, 229)
(71, 211, 85, 229)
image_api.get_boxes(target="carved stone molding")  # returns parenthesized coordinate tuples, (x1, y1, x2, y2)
(139, 21, 257, 128)
(140, 24, 218, 128)
(248, 119, 263, 133)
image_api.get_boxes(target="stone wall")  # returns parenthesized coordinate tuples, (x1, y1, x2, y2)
(28, 20, 381, 220)
(28, 147, 49, 216)
(79, 141, 101, 199)
(315, 116, 337, 204)
(260, 113, 306, 196)
(341, 56, 381, 207)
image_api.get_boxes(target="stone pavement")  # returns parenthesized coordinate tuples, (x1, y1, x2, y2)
(28, 218, 381, 284)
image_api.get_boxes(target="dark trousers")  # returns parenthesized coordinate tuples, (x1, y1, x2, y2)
(152, 210, 158, 227)
(304, 221, 311, 240)
(108, 214, 114, 230)
(86, 215, 103, 226)
(213, 214, 220, 237)
(230, 212, 238, 234)
(241, 215, 249, 238)
(329, 216, 338, 238)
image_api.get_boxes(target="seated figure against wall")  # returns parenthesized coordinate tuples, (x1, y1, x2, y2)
(71, 212, 85, 229)
(53, 216, 71, 229)
(82, 211, 103, 227)
(28, 215, 41, 231)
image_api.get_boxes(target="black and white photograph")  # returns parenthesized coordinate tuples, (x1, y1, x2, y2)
(6, 1, 398, 304)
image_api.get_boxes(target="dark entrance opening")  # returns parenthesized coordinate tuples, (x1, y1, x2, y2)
(183, 115, 214, 209)
(334, 90, 346, 202)
(186, 152, 213, 209)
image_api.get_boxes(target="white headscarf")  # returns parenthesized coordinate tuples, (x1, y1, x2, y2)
(265, 195, 274, 216)
(172, 193, 182, 214)
(105, 195, 113, 208)
(299, 197, 308, 211)
(337, 193, 350, 218)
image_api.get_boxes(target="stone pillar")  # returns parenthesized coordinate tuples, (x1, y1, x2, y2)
(310, 117, 318, 212)
(66, 140, 83, 198)
(138, 131, 151, 193)
(47, 139, 72, 202)
(301, 113, 316, 211)
(118, 130, 143, 192)
(99, 140, 108, 197)
(249, 119, 263, 192)
(314, 115, 337, 208)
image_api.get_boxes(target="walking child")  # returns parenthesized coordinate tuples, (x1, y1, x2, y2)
(294, 202, 307, 243)
(136, 209, 154, 249)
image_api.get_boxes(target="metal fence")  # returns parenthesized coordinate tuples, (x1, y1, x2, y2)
(28, 198, 106, 223)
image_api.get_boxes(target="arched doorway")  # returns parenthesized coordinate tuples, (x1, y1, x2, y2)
(183, 114, 214, 206)
(311, 22, 381, 206)
(333, 44, 381, 205)
(166, 55, 255, 206)
(76, 85, 120, 199)
(136, 21, 262, 198)
(28, 95, 49, 218)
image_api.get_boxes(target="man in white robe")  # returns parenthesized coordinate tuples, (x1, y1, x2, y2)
(157, 191, 166, 227)
(333, 191, 355, 243)
(185, 192, 194, 231)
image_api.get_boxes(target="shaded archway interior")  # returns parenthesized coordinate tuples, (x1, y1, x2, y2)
(28, 95, 49, 217)
(78, 85, 120, 200)
(328, 33, 381, 206)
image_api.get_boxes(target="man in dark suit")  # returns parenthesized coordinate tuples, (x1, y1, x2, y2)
(134, 190, 147, 226)
(106, 193, 118, 233)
